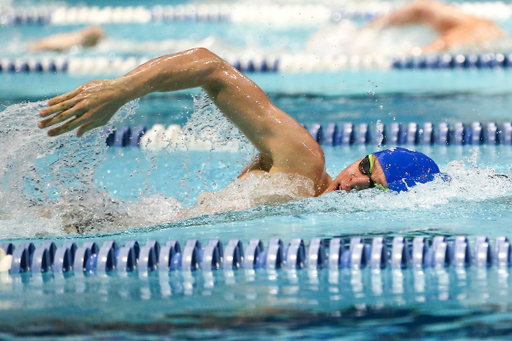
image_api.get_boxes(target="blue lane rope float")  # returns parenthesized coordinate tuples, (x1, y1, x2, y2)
(104, 121, 512, 149)
(391, 53, 512, 69)
(3, 53, 512, 75)
(1, 2, 511, 26)
(1, 235, 512, 276)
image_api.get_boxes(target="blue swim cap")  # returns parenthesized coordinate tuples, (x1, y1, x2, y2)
(373, 147, 440, 192)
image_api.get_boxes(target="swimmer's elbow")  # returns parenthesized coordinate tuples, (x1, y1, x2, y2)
(190, 48, 225, 70)
(186, 48, 240, 94)
(189, 47, 215, 60)
(188, 47, 231, 84)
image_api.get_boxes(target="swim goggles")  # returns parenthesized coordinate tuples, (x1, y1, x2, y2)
(359, 154, 387, 191)
(358, 154, 376, 189)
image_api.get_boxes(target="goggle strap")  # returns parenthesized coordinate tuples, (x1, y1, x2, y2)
(368, 154, 375, 174)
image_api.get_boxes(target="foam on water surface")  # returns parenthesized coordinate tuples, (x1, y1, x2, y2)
(0, 99, 141, 237)
(0, 93, 259, 237)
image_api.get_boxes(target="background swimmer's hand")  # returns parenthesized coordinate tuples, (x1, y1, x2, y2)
(38, 78, 129, 137)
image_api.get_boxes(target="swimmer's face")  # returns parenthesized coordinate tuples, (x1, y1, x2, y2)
(322, 155, 388, 194)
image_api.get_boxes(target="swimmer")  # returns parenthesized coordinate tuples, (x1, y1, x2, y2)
(37, 48, 440, 204)
(27, 25, 105, 53)
(369, 0, 505, 53)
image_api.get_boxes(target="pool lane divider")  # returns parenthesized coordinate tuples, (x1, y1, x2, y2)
(1, 2, 511, 26)
(105, 121, 512, 150)
(2, 52, 512, 75)
(0, 235, 510, 276)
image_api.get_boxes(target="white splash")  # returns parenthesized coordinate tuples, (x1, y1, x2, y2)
(0, 93, 257, 237)
(183, 92, 255, 158)
(139, 92, 256, 155)
(0, 100, 140, 237)
(185, 172, 315, 219)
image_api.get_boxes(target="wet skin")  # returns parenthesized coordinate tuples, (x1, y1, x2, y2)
(38, 48, 389, 198)
(321, 156, 388, 194)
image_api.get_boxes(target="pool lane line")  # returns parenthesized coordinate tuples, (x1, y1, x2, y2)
(1, 235, 508, 275)
(104, 121, 512, 149)
(2, 53, 512, 74)
(1, 2, 511, 26)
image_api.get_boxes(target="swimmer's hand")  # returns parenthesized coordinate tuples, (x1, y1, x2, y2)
(38, 78, 129, 137)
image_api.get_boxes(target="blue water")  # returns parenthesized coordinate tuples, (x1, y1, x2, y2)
(0, 91, 510, 338)
(1, 123, 511, 339)
(3, 1, 512, 339)
(1, 263, 512, 340)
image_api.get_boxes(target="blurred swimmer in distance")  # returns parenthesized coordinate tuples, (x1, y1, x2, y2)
(370, 0, 505, 53)
(27, 26, 105, 53)
(27, 1, 504, 56)
(308, 0, 506, 55)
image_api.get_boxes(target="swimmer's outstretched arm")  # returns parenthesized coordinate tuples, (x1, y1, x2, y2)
(39, 48, 330, 194)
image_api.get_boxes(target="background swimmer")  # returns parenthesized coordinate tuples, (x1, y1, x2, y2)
(27, 25, 105, 53)
(37, 48, 440, 211)
(308, 0, 506, 56)
(369, 0, 505, 53)
(24, 2, 505, 58)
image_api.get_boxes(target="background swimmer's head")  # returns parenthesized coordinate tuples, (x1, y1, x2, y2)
(323, 147, 440, 193)
(81, 26, 106, 47)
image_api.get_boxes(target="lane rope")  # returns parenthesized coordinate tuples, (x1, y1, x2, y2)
(103, 121, 512, 150)
(0, 235, 508, 275)
(2, 53, 512, 74)
(1, 2, 511, 26)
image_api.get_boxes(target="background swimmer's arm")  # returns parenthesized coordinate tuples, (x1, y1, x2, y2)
(369, 0, 442, 28)
(39, 48, 329, 192)
(369, 0, 504, 52)
(27, 26, 105, 53)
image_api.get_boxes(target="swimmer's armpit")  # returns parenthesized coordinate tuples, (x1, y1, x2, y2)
(238, 153, 273, 179)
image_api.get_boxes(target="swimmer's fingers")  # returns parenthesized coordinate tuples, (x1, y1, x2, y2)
(46, 113, 94, 137)
(47, 88, 81, 107)
(38, 105, 87, 129)
(39, 97, 81, 118)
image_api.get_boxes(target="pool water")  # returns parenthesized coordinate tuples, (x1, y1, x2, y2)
(1, 96, 512, 339)
(2, 262, 512, 340)
(3, 0, 512, 339)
